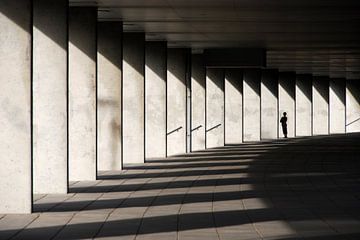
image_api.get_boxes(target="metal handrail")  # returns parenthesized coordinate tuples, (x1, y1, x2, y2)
(191, 125, 202, 132)
(206, 124, 222, 132)
(167, 126, 182, 135)
(346, 117, 360, 127)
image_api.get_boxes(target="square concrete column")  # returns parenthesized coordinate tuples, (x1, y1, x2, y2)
(97, 22, 122, 170)
(243, 69, 261, 141)
(145, 41, 167, 159)
(261, 69, 278, 139)
(312, 76, 329, 135)
(122, 33, 145, 164)
(33, 0, 68, 194)
(69, 7, 97, 181)
(206, 68, 225, 148)
(346, 79, 360, 132)
(167, 49, 189, 156)
(0, 0, 32, 213)
(329, 78, 346, 133)
(191, 54, 206, 151)
(278, 72, 296, 138)
(296, 74, 313, 136)
(225, 69, 243, 144)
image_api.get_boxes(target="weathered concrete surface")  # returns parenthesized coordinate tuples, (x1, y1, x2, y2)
(122, 33, 145, 164)
(329, 78, 346, 134)
(0, 0, 32, 213)
(261, 69, 278, 139)
(312, 76, 329, 135)
(167, 49, 188, 156)
(206, 68, 225, 148)
(243, 69, 261, 141)
(225, 69, 243, 144)
(346, 80, 360, 133)
(97, 22, 122, 170)
(296, 74, 312, 136)
(69, 7, 97, 181)
(191, 54, 206, 151)
(278, 72, 296, 138)
(145, 41, 167, 159)
(33, 0, 68, 194)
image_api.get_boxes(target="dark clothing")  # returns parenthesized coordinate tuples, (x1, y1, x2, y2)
(280, 116, 288, 137)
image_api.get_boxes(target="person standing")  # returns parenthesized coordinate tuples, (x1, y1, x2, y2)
(280, 112, 288, 138)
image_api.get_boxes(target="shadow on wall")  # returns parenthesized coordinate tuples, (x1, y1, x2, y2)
(331, 78, 346, 106)
(313, 76, 329, 104)
(15, 134, 360, 239)
(297, 74, 312, 102)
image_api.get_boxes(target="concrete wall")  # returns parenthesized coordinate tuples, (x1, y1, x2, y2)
(33, 0, 68, 194)
(145, 42, 167, 159)
(312, 76, 329, 135)
(191, 54, 206, 151)
(206, 68, 225, 148)
(0, 0, 32, 213)
(122, 33, 145, 164)
(97, 22, 122, 170)
(296, 74, 312, 136)
(261, 69, 278, 139)
(329, 78, 346, 133)
(346, 80, 360, 133)
(167, 49, 188, 156)
(278, 72, 296, 138)
(225, 69, 243, 144)
(243, 69, 261, 141)
(69, 7, 97, 181)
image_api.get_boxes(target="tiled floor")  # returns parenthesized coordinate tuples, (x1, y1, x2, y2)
(1, 134, 360, 240)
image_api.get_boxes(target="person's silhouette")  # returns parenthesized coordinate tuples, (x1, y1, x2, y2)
(280, 112, 288, 138)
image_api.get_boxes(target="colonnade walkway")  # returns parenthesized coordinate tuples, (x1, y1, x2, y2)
(1, 134, 360, 240)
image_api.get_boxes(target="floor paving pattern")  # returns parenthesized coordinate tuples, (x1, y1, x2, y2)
(1, 134, 360, 239)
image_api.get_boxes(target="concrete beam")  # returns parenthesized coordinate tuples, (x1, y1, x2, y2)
(278, 72, 296, 138)
(33, 0, 68, 194)
(69, 7, 97, 181)
(122, 33, 145, 164)
(97, 22, 122, 170)
(261, 69, 278, 139)
(145, 42, 167, 159)
(206, 68, 225, 148)
(243, 69, 261, 141)
(296, 74, 312, 137)
(346, 80, 360, 133)
(312, 76, 329, 135)
(225, 69, 243, 144)
(191, 54, 206, 151)
(329, 78, 346, 134)
(0, 0, 32, 213)
(167, 49, 189, 156)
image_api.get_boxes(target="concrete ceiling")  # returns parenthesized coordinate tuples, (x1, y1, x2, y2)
(70, 0, 360, 78)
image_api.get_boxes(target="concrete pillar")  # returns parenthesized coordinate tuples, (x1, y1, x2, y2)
(346, 80, 360, 132)
(122, 33, 145, 164)
(145, 41, 167, 159)
(296, 74, 312, 136)
(243, 69, 261, 141)
(191, 54, 206, 151)
(33, 0, 68, 194)
(312, 76, 329, 135)
(261, 69, 278, 139)
(329, 78, 346, 133)
(278, 72, 296, 138)
(167, 49, 188, 156)
(224, 69, 243, 144)
(97, 22, 122, 170)
(69, 7, 97, 181)
(0, 0, 32, 213)
(206, 68, 225, 148)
